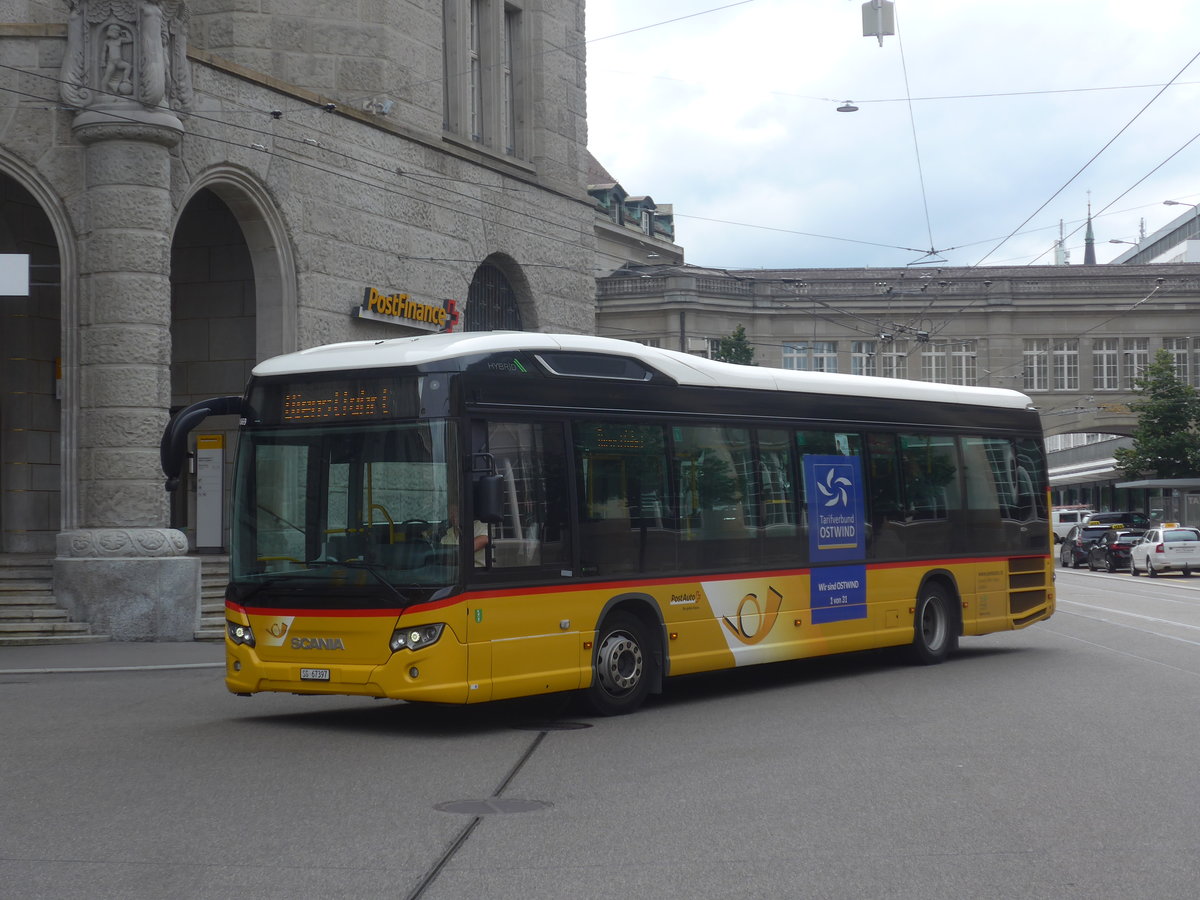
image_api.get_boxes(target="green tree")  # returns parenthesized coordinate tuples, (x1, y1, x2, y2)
(1114, 349, 1200, 479)
(711, 324, 756, 366)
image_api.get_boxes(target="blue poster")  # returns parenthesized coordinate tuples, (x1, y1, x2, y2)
(811, 564, 868, 624)
(803, 455, 866, 562)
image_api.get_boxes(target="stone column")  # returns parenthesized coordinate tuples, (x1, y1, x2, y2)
(53, 1, 199, 641)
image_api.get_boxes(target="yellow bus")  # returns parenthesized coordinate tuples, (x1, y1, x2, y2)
(162, 332, 1054, 715)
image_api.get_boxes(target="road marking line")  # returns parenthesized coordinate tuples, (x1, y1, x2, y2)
(1058, 598, 1200, 631)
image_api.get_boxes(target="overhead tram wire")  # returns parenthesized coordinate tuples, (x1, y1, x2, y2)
(892, 4, 941, 266)
(922, 123, 1200, 342)
(971, 46, 1200, 268)
(261, 0, 764, 116)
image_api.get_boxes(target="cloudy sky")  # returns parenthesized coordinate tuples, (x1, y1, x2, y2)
(585, 0, 1200, 270)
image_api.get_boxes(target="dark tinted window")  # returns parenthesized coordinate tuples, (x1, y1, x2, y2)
(574, 422, 673, 576)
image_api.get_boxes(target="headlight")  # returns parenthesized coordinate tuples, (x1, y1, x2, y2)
(227, 621, 255, 647)
(390, 623, 445, 652)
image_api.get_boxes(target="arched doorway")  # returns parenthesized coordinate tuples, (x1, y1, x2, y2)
(464, 257, 528, 331)
(169, 183, 293, 550)
(0, 174, 62, 554)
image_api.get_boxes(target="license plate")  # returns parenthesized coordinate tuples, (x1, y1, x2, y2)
(300, 668, 331, 681)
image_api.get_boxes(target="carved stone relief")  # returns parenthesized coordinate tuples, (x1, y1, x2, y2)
(61, 1, 194, 115)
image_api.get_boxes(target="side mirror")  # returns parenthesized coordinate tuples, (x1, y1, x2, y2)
(473, 475, 504, 524)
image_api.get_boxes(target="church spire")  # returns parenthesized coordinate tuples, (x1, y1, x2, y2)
(1083, 200, 1096, 265)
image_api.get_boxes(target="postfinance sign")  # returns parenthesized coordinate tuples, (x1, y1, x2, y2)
(354, 287, 458, 332)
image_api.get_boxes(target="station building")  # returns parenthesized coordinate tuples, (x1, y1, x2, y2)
(0, 0, 593, 638)
(594, 262, 1200, 520)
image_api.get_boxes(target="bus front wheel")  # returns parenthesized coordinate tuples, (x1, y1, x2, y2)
(911, 584, 958, 665)
(584, 612, 654, 716)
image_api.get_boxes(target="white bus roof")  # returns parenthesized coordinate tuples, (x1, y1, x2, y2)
(252, 331, 1035, 411)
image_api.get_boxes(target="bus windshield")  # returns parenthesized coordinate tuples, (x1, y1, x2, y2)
(229, 420, 460, 600)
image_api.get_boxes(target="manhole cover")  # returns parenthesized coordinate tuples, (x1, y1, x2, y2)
(435, 798, 552, 815)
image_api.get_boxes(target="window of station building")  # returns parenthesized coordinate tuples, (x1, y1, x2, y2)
(878, 340, 907, 379)
(949, 341, 977, 386)
(1164, 336, 1190, 384)
(1051, 339, 1079, 391)
(851, 341, 876, 377)
(1023, 339, 1049, 392)
(444, 0, 526, 158)
(920, 345, 947, 383)
(782, 341, 837, 372)
(1123, 337, 1148, 388)
(1093, 338, 1120, 390)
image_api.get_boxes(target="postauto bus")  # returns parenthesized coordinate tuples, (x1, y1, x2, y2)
(161, 332, 1054, 715)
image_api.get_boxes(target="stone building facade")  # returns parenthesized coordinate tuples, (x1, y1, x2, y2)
(596, 262, 1200, 441)
(0, 0, 593, 637)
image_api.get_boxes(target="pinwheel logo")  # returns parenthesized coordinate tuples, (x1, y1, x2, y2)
(816, 466, 852, 509)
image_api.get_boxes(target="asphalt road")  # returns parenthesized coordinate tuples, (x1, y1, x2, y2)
(3, 570, 1199, 900)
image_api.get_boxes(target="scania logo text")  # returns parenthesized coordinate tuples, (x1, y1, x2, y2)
(291, 637, 346, 650)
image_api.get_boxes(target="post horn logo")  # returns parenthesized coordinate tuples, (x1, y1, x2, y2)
(722, 587, 784, 645)
(267, 621, 289, 638)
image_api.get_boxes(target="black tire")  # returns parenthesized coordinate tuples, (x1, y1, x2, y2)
(1060, 548, 1070, 568)
(910, 583, 958, 666)
(1148, 558, 1159, 578)
(1131, 558, 1140, 576)
(1071, 554, 1082, 569)
(583, 612, 655, 716)
(1106, 557, 1116, 573)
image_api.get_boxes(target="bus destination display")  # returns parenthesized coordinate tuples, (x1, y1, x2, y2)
(281, 383, 396, 423)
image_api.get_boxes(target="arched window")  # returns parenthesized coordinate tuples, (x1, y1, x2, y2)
(465, 262, 522, 331)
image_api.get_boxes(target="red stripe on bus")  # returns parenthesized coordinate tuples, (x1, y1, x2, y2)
(226, 553, 1049, 618)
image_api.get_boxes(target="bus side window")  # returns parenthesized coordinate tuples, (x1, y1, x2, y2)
(899, 434, 961, 522)
(758, 428, 801, 566)
(864, 433, 903, 557)
(959, 436, 1007, 547)
(796, 429, 863, 556)
(573, 422, 673, 576)
(481, 421, 571, 569)
(895, 433, 963, 557)
(673, 425, 755, 570)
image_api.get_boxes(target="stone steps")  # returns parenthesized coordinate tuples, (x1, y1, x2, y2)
(0, 554, 109, 646)
(196, 556, 228, 641)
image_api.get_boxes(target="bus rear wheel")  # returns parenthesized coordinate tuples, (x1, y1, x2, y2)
(584, 612, 654, 716)
(911, 584, 958, 665)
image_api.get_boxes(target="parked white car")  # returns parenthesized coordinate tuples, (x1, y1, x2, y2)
(1129, 525, 1200, 577)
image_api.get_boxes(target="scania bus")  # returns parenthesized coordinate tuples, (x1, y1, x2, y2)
(161, 332, 1054, 715)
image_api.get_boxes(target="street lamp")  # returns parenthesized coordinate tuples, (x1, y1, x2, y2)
(1108, 239, 1139, 246)
(1163, 200, 1200, 210)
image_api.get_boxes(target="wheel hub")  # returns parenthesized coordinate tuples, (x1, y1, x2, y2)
(596, 631, 643, 694)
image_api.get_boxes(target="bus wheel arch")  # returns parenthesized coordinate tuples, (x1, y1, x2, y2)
(583, 595, 664, 716)
(910, 573, 960, 665)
